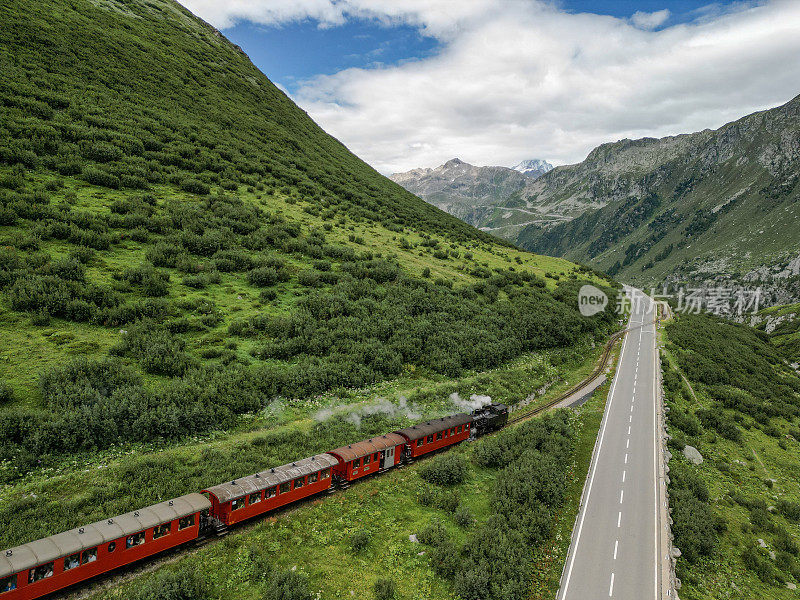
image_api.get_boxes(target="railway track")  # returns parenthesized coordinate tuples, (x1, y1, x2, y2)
(508, 319, 654, 425)
(57, 322, 646, 599)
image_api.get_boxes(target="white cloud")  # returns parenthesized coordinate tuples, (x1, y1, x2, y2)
(631, 9, 671, 30)
(180, 0, 800, 174)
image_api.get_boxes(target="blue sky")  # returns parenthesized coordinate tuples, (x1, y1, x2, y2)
(224, 21, 439, 92)
(223, 1, 744, 92)
(182, 0, 797, 172)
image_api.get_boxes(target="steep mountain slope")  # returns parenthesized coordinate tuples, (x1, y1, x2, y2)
(517, 96, 800, 291)
(0, 0, 617, 479)
(390, 157, 554, 235)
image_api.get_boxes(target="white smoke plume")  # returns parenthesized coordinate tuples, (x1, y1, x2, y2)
(314, 396, 422, 428)
(449, 393, 492, 412)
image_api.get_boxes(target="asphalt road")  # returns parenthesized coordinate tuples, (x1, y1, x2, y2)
(558, 288, 661, 600)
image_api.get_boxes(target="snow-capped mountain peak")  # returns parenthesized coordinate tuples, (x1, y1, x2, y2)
(511, 159, 554, 177)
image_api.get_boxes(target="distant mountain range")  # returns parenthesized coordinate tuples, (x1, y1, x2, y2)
(392, 96, 800, 300)
(389, 158, 553, 232)
(519, 94, 800, 299)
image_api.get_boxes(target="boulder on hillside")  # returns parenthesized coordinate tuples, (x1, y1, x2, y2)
(683, 445, 703, 465)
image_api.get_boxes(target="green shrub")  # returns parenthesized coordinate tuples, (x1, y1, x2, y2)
(350, 529, 371, 553)
(418, 519, 447, 546)
(742, 546, 778, 583)
(83, 141, 123, 163)
(248, 266, 280, 287)
(419, 453, 470, 486)
(373, 578, 396, 600)
(82, 166, 120, 189)
(0, 383, 14, 405)
(180, 178, 210, 195)
(262, 569, 312, 600)
(130, 569, 208, 600)
(670, 489, 719, 562)
(454, 505, 475, 528)
(430, 537, 460, 578)
(436, 490, 460, 513)
(110, 321, 194, 376)
(778, 499, 800, 522)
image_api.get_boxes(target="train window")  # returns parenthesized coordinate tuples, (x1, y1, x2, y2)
(457, 425, 462, 433)
(280, 482, 291, 494)
(0, 575, 15, 593)
(81, 547, 97, 564)
(374, 453, 380, 461)
(249, 492, 262, 505)
(308, 472, 318, 483)
(417, 438, 424, 446)
(28, 562, 54, 583)
(178, 515, 195, 530)
(321, 468, 331, 479)
(436, 432, 443, 440)
(126, 532, 145, 549)
(351, 459, 360, 471)
(363, 454, 371, 465)
(231, 497, 244, 511)
(443, 429, 448, 437)
(465, 423, 470, 429)
(108, 542, 116, 553)
(64, 553, 80, 571)
(153, 523, 171, 539)
(266, 486, 276, 498)
(427, 435, 434, 443)
(294, 477, 305, 488)
(450, 428, 455, 435)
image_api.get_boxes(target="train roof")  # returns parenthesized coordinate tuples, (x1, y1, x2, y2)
(0, 493, 210, 578)
(327, 434, 406, 463)
(203, 453, 338, 503)
(394, 413, 473, 441)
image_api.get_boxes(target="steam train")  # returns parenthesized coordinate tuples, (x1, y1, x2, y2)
(0, 404, 508, 600)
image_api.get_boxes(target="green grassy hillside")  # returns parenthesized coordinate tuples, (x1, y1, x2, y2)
(662, 314, 800, 598)
(0, 0, 618, 484)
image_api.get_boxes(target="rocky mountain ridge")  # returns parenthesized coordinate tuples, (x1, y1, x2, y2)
(518, 94, 800, 295)
(389, 157, 553, 230)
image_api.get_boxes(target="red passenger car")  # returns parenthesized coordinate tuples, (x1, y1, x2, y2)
(327, 434, 406, 483)
(394, 413, 473, 458)
(0, 494, 210, 600)
(203, 454, 338, 527)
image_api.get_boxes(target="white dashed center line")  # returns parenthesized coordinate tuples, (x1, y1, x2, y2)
(614, 539, 619, 560)
(609, 573, 615, 597)
(617, 512, 622, 527)
(620, 489, 624, 504)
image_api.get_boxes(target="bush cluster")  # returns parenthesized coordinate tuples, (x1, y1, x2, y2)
(413, 412, 575, 600)
(130, 569, 208, 600)
(419, 453, 470, 486)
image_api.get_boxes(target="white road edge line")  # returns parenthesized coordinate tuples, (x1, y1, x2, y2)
(652, 303, 660, 600)
(557, 295, 633, 600)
